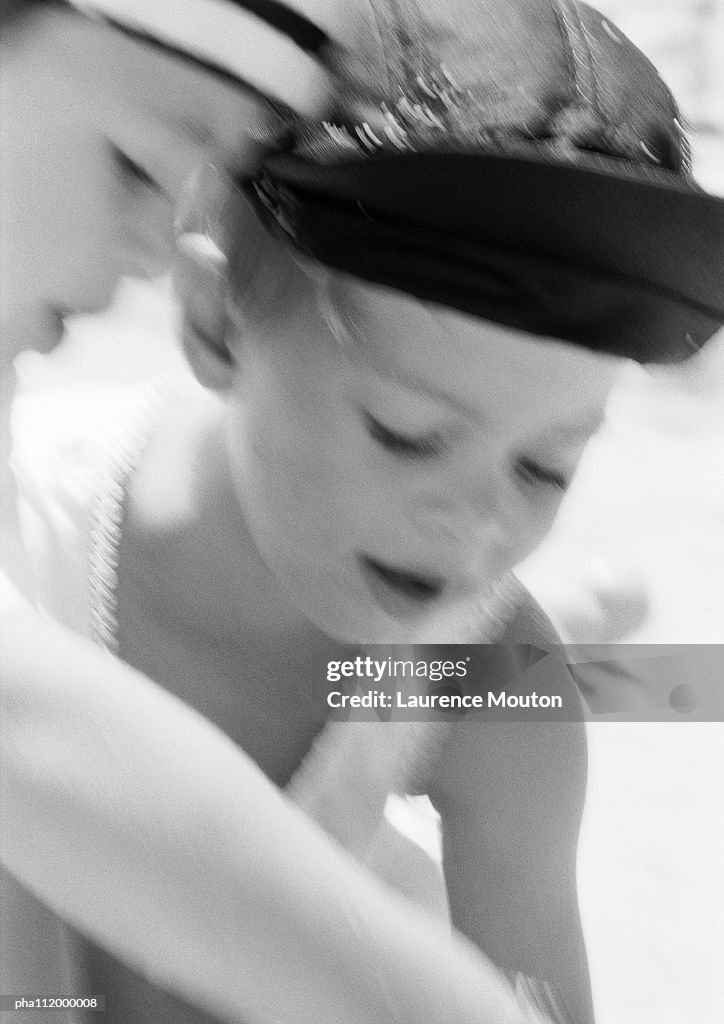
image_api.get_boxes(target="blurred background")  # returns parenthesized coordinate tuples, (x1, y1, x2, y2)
(13, 4, 724, 1023)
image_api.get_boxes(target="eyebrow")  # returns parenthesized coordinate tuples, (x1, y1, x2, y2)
(370, 353, 486, 422)
(328, 310, 476, 420)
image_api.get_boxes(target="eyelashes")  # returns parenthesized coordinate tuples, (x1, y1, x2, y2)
(109, 143, 162, 193)
(364, 413, 444, 459)
(515, 457, 568, 492)
(365, 412, 569, 490)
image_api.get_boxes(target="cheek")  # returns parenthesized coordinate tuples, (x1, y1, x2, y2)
(8, 145, 123, 326)
(227, 372, 369, 547)
(51, 127, 115, 234)
(505, 495, 564, 566)
(45, 134, 123, 291)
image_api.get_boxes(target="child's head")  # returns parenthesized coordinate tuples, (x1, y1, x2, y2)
(181, 206, 622, 644)
(0, 0, 298, 353)
(179, 0, 724, 644)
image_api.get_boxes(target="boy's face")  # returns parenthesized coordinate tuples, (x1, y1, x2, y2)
(224, 274, 624, 644)
(0, 9, 266, 354)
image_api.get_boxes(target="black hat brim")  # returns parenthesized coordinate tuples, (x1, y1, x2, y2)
(257, 150, 724, 363)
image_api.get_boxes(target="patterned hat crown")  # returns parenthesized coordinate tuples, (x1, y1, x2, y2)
(293, 0, 690, 176)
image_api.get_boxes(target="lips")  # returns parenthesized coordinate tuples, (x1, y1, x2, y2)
(359, 554, 446, 618)
(365, 557, 444, 598)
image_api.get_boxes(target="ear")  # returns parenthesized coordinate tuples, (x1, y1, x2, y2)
(174, 232, 236, 391)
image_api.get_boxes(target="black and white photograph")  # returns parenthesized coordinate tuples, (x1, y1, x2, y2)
(1, 2, 723, 1023)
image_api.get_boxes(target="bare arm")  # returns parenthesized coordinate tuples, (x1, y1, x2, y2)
(1, 601, 543, 1024)
(430, 644, 595, 1024)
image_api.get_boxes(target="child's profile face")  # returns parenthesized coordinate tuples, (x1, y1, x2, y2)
(225, 275, 625, 644)
(0, 9, 265, 353)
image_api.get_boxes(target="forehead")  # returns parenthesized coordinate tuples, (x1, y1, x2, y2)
(40, 13, 260, 158)
(331, 276, 624, 433)
(107, 24, 237, 114)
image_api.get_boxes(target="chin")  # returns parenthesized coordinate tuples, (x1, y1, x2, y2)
(286, 590, 407, 646)
(299, 599, 464, 647)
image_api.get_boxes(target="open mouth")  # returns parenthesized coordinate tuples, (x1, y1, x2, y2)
(360, 555, 445, 603)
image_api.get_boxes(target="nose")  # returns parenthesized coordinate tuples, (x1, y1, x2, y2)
(408, 495, 512, 567)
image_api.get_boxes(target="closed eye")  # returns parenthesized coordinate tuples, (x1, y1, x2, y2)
(516, 456, 568, 491)
(364, 413, 443, 459)
(110, 143, 162, 193)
